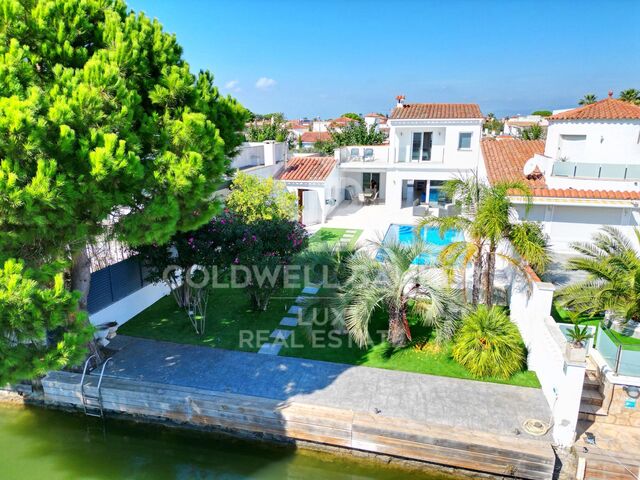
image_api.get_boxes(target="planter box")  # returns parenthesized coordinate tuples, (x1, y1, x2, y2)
(565, 343, 587, 363)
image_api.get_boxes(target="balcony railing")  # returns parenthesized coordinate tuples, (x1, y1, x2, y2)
(595, 326, 640, 377)
(339, 146, 389, 163)
(551, 161, 640, 181)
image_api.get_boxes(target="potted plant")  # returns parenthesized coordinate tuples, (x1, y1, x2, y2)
(565, 324, 592, 363)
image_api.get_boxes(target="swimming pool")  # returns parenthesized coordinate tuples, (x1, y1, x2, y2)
(380, 223, 463, 265)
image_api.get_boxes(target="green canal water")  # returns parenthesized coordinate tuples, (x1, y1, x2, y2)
(0, 405, 464, 480)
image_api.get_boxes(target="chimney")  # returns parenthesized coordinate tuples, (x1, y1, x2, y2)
(395, 95, 406, 108)
(608, 90, 613, 98)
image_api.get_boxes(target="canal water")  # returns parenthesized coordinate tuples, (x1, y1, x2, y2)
(0, 405, 464, 479)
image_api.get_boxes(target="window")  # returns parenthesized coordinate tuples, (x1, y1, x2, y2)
(427, 180, 450, 206)
(458, 132, 472, 149)
(411, 132, 432, 161)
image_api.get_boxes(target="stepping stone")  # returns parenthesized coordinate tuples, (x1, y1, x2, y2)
(270, 329, 292, 340)
(288, 305, 302, 315)
(280, 317, 298, 327)
(302, 285, 320, 295)
(345, 229, 357, 233)
(257, 343, 282, 355)
(295, 295, 309, 304)
(343, 233, 355, 237)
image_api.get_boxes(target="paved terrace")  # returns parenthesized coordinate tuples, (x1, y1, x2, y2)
(104, 335, 551, 440)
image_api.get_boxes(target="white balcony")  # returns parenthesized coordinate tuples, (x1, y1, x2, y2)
(337, 145, 390, 169)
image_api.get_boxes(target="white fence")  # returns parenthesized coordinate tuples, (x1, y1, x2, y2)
(231, 141, 288, 170)
(508, 268, 586, 447)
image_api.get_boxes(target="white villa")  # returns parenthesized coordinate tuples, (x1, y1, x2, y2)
(277, 97, 485, 225)
(483, 94, 640, 252)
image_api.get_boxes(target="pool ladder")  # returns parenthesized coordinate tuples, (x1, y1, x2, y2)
(80, 354, 112, 418)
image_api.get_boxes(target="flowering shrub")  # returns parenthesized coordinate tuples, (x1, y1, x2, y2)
(137, 210, 309, 322)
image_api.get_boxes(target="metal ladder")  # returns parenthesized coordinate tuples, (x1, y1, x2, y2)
(80, 355, 112, 418)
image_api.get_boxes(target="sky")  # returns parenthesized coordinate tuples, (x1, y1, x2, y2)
(126, 0, 640, 119)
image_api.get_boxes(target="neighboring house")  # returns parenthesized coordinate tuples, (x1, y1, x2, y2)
(287, 120, 311, 139)
(276, 156, 340, 225)
(300, 131, 332, 148)
(336, 97, 484, 211)
(482, 95, 640, 252)
(363, 113, 388, 133)
(502, 114, 548, 136)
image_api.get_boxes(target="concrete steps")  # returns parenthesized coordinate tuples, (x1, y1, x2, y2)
(579, 370, 608, 420)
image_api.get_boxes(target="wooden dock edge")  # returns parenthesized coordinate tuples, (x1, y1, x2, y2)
(42, 371, 556, 479)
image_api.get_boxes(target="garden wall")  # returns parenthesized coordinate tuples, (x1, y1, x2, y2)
(508, 267, 586, 447)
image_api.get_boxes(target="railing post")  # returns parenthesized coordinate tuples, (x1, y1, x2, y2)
(614, 344, 623, 374)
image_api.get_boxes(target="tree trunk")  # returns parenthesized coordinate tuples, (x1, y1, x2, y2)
(71, 245, 102, 362)
(71, 246, 92, 311)
(387, 304, 409, 347)
(471, 250, 483, 306)
(483, 242, 497, 307)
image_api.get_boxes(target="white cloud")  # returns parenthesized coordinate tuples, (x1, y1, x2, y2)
(224, 80, 241, 92)
(255, 77, 276, 90)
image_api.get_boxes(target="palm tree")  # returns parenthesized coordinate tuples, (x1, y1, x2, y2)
(476, 182, 550, 306)
(619, 89, 640, 105)
(328, 239, 461, 348)
(521, 124, 544, 140)
(418, 176, 550, 307)
(558, 227, 640, 322)
(418, 173, 486, 305)
(579, 94, 597, 106)
(452, 305, 526, 379)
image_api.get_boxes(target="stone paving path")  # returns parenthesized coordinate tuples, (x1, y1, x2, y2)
(257, 228, 360, 356)
(105, 335, 552, 440)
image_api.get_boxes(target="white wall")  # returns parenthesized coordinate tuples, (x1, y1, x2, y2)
(231, 141, 288, 170)
(545, 119, 640, 165)
(515, 203, 638, 252)
(388, 121, 482, 169)
(90, 282, 171, 329)
(508, 270, 585, 447)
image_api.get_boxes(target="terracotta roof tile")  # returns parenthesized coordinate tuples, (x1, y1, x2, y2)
(300, 131, 331, 143)
(390, 103, 483, 120)
(277, 156, 336, 182)
(549, 98, 640, 120)
(481, 138, 640, 201)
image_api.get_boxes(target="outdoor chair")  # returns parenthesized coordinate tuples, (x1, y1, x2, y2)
(363, 148, 374, 162)
(349, 147, 360, 162)
(366, 190, 379, 205)
(358, 193, 366, 204)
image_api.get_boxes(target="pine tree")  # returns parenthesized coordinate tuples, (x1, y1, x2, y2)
(0, 0, 248, 383)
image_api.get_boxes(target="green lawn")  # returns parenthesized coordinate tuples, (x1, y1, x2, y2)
(551, 303, 601, 327)
(309, 227, 362, 250)
(120, 283, 540, 388)
(602, 327, 640, 351)
(119, 287, 298, 353)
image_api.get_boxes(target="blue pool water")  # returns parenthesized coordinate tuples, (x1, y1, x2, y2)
(380, 224, 462, 265)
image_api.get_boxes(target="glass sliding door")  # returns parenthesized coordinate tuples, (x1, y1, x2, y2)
(411, 132, 432, 161)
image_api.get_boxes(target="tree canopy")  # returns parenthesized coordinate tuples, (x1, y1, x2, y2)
(225, 172, 297, 223)
(0, 0, 247, 383)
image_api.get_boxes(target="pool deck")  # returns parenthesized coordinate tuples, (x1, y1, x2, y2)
(43, 336, 556, 479)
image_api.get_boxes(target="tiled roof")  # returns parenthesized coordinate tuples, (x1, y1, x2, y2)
(300, 131, 331, 143)
(548, 98, 640, 120)
(364, 113, 386, 118)
(482, 138, 546, 188)
(277, 157, 336, 182)
(329, 116, 358, 127)
(390, 103, 483, 120)
(481, 138, 640, 201)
